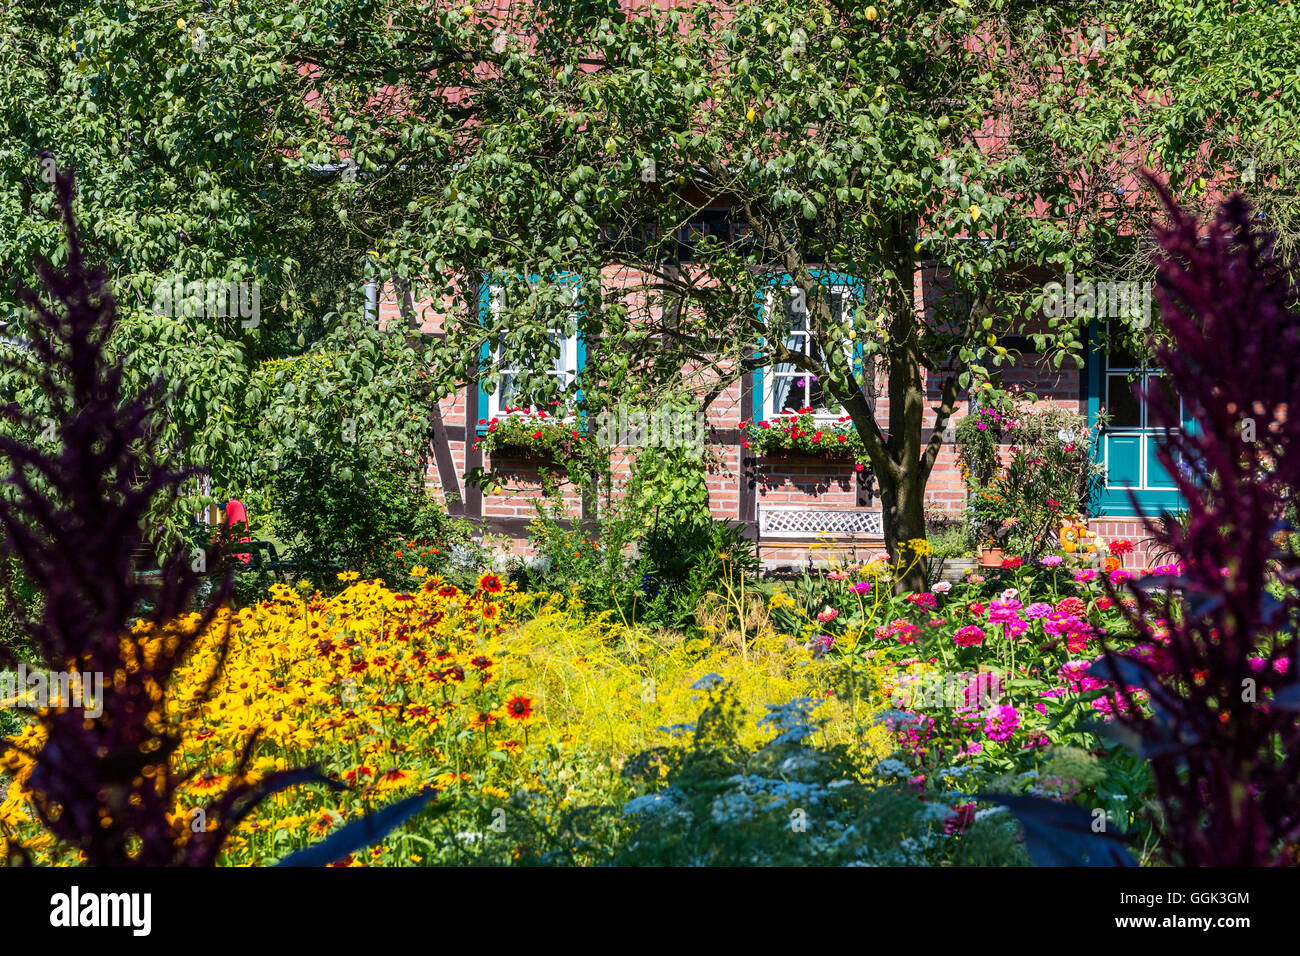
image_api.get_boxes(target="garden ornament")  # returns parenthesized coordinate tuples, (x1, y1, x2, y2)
(1058, 517, 1099, 555)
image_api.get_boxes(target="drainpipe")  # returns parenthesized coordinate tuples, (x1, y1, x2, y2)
(364, 255, 378, 324)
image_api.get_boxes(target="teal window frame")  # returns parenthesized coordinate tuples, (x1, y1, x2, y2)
(1086, 318, 1194, 517)
(477, 273, 586, 435)
(750, 270, 866, 421)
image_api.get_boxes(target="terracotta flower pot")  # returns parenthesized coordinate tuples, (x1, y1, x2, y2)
(978, 547, 1005, 568)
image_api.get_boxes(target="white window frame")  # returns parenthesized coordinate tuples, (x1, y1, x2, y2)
(485, 281, 580, 420)
(760, 285, 854, 421)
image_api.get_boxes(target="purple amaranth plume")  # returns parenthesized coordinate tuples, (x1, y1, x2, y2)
(0, 163, 328, 865)
(1092, 173, 1300, 865)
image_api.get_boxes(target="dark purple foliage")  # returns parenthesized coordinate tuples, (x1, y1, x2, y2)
(0, 165, 313, 865)
(1097, 174, 1300, 865)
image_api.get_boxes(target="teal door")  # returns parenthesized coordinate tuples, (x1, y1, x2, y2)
(1090, 334, 1193, 516)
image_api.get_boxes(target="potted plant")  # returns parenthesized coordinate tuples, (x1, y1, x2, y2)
(970, 482, 1017, 566)
(977, 540, 1006, 568)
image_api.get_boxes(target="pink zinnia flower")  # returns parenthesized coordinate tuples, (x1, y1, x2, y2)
(984, 705, 1020, 742)
(816, 607, 839, 623)
(987, 599, 1023, 624)
(954, 624, 986, 647)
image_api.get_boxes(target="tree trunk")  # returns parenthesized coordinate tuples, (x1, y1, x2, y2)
(882, 460, 931, 594)
(795, 214, 953, 595)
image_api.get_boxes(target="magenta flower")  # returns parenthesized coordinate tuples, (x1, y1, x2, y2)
(1043, 611, 1081, 637)
(945, 803, 978, 835)
(849, 581, 871, 594)
(953, 624, 986, 647)
(987, 599, 1023, 624)
(1025, 602, 1052, 619)
(1003, 617, 1030, 639)
(984, 705, 1021, 742)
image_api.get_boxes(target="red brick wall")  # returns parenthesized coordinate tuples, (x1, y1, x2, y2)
(1089, 518, 1170, 569)
(382, 261, 1091, 554)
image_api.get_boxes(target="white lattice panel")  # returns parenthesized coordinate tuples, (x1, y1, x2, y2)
(758, 507, 883, 538)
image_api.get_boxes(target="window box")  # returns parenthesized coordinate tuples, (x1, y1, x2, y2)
(741, 411, 868, 470)
(476, 408, 592, 463)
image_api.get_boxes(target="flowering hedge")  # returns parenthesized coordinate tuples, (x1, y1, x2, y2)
(740, 410, 870, 469)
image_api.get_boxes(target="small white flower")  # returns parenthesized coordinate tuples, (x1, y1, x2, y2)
(932, 581, 952, 594)
(1001, 587, 1018, 601)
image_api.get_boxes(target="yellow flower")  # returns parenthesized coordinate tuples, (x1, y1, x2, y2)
(906, 538, 934, 558)
(410, 565, 429, 579)
(337, 570, 360, 582)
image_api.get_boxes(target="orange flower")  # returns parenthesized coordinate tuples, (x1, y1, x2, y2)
(477, 572, 504, 595)
(1104, 556, 1121, 572)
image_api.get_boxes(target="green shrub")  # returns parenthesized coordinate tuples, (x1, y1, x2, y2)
(958, 397, 1107, 557)
(520, 446, 760, 632)
(610, 684, 1027, 866)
